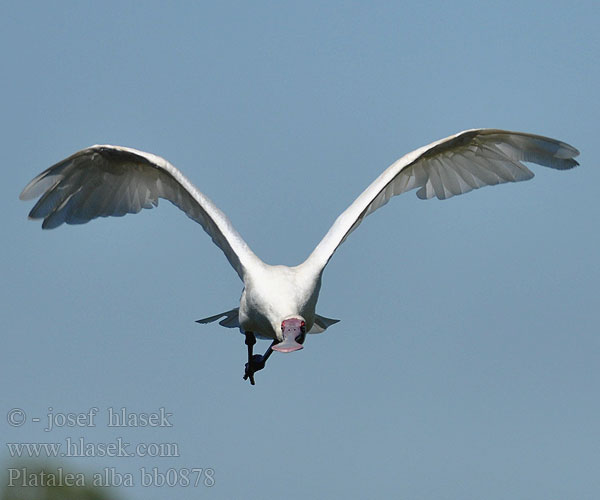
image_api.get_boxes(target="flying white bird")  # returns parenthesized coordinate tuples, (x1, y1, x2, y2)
(20, 129, 579, 384)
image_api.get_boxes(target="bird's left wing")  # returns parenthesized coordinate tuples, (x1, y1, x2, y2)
(305, 129, 579, 270)
(20, 145, 261, 281)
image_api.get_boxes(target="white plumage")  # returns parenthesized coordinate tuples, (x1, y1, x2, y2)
(20, 129, 579, 383)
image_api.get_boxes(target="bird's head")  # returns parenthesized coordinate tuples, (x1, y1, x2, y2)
(272, 317, 306, 353)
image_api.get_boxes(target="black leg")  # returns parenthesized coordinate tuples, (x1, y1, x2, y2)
(261, 341, 276, 365)
(243, 333, 277, 386)
(243, 331, 257, 385)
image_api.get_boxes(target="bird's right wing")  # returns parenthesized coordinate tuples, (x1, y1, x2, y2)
(305, 129, 579, 271)
(20, 145, 262, 281)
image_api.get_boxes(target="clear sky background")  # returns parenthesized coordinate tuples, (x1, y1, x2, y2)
(1, 1, 598, 499)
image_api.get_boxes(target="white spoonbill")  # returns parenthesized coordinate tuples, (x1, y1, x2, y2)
(20, 129, 579, 384)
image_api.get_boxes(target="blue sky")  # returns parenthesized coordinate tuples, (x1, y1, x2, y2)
(2, 1, 599, 499)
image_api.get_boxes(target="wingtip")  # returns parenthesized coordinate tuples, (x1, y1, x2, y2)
(19, 183, 38, 201)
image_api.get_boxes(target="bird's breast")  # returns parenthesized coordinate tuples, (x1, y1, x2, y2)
(238, 265, 321, 339)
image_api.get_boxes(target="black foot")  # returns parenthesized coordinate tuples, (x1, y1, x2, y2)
(242, 334, 276, 386)
(243, 354, 266, 385)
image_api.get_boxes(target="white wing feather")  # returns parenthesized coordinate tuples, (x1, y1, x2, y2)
(306, 129, 579, 270)
(20, 145, 261, 280)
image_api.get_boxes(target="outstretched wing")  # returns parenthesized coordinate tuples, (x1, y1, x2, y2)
(306, 129, 579, 270)
(20, 145, 262, 280)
